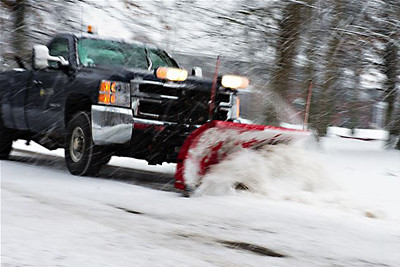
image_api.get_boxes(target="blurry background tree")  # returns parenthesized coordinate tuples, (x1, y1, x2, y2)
(381, 0, 400, 148)
(0, 0, 399, 148)
(1, 0, 29, 62)
(271, 1, 302, 104)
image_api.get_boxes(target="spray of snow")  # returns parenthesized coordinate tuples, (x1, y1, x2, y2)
(182, 125, 312, 188)
(194, 145, 331, 200)
(192, 136, 399, 221)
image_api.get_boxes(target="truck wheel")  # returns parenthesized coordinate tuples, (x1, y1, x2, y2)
(0, 119, 12, 160)
(65, 112, 103, 176)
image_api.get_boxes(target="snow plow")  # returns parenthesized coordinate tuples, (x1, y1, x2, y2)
(175, 120, 311, 193)
(0, 32, 311, 191)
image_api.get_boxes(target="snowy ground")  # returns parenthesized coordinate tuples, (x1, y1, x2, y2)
(1, 131, 400, 267)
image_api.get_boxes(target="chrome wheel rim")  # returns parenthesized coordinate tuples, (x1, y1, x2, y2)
(70, 127, 85, 162)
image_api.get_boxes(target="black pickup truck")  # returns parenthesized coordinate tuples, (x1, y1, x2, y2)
(0, 33, 244, 176)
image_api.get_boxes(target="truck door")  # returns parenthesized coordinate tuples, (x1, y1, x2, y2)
(26, 37, 71, 134)
(7, 69, 32, 130)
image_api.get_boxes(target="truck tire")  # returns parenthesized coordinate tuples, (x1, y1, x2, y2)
(65, 112, 104, 176)
(0, 119, 12, 160)
(100, 154, 112, 166)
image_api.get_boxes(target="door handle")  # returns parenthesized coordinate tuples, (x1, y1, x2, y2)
(33, 80, 43, 86)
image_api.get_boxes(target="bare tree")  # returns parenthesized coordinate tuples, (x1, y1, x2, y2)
(381, 0, 400, 148)
(271, 1, 302, 101)
(1, 0, 29, 61)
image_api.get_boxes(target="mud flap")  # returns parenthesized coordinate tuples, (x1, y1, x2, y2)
(175, 121, 311, 192)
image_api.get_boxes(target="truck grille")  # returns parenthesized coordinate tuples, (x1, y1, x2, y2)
(132, 80, 231, 124)
(138, 83, 181, 97)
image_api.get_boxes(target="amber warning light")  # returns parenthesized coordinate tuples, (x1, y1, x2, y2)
(156, 67, 188, 82)
(221, 75, 249, 89)
(87, 25, 97, 34)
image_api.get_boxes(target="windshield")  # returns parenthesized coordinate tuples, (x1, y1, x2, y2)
(77, 38, 178, 70)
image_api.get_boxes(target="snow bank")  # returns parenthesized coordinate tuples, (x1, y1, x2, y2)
(328, 126, 389, 140)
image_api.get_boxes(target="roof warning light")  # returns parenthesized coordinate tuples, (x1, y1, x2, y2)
(87, 25, 97, 34)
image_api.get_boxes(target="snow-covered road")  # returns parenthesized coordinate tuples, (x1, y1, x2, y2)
(1, 136, 400, 267)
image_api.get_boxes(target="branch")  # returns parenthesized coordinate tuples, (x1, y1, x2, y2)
(0, 0, 16, 9)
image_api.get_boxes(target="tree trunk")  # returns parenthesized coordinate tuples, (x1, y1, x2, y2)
(393, 110, 400, 150)
(349, 50, 362, 135)
(383, 41, 397, 129)
(2, 0, 30, 62)
(271, 2, 302, 101)
(383, 41, 399, 149)
(314, 0, 343, 137)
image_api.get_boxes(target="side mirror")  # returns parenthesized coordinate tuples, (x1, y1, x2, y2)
(191, 67, 203, 77)
(32, 45, 69, 70)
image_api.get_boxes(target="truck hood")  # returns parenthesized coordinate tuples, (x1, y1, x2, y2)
(80, 65, 223, 93)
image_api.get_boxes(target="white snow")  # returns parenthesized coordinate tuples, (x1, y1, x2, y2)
(195, 145, 329, 198)
(328, 126, 389, 140)
(182, 126, 311, 189)
(1, 129, 400, 267)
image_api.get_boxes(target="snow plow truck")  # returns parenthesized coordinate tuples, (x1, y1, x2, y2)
(0, 32, 310, 194)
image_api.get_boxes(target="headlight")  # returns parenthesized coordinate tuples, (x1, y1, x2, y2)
(156, 67, 188, 81)
(98, 80, 131, 108)
(221, 75, 249, 89)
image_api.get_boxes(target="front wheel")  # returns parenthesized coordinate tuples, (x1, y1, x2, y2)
(65, 112, 104, 176)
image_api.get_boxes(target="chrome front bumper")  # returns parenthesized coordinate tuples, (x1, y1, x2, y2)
(91, 105, 200, 145)
(91, 105, 134, 145)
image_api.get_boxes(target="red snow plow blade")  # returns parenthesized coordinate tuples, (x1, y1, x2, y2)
(175, 121, 311, 192)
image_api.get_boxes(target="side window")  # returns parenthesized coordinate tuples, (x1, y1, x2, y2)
(48, 38, 69, 68)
